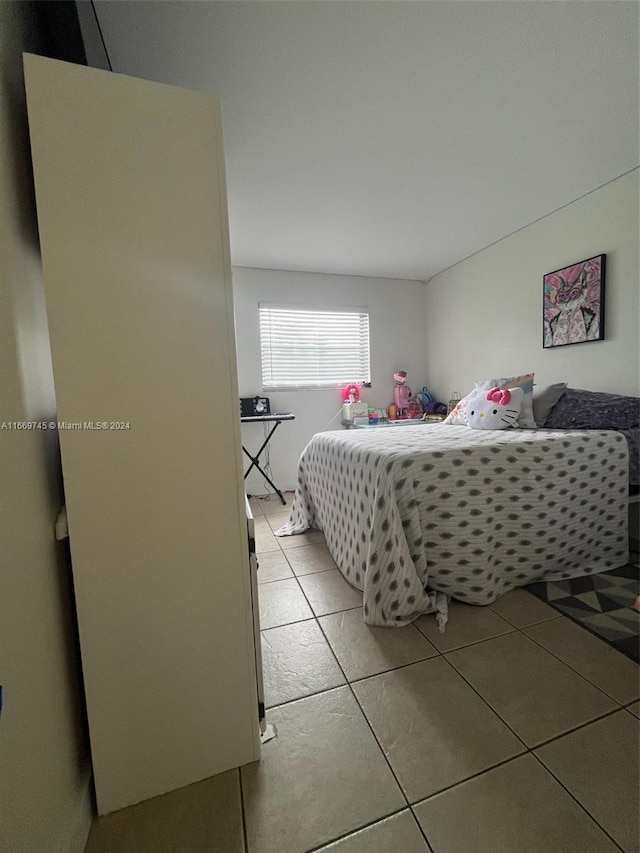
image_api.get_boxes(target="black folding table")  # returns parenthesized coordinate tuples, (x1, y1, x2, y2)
(240, 413, 295, 505)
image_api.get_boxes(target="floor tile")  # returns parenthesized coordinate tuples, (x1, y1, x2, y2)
(265, 511, 292, 531)
(319, 607, 437, 681)
(255, 521, 280, 554)
(279, 529, 326, 549)
(297, 569, 363, 616)
(242, 687, 405, 853)
(352, 657, 524, 803)
(285, 542, 338, 576)
(488, 588, 559, 628)
(627, 700, 640, 718)
(261, 619, 345, 707)
(524, 616, 640, 705)
(258, 493, 294, 515)
(258, 577, 313, 629)
(414, 600, 514, 652)
(446, 632, 616, 746)
(84, 770, 244, 853)
(256, 550, 294, 585)
(413, 754, 619, 853)
(248, 496, 265, 516)
(315, 810, 430, 852)
(536, 710, 639, 853)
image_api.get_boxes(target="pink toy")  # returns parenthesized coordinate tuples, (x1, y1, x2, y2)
(393, 371, 412, 417)
(343, 383, 361, 403)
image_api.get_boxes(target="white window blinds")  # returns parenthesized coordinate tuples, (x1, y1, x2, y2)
(260, 305, 371, 390)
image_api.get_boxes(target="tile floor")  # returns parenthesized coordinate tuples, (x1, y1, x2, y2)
(85, 493, 639, 853)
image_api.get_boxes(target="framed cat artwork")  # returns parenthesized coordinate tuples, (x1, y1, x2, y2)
(543, 254, 606, 348)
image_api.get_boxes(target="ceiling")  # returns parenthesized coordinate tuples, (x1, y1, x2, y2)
(93, 1, 639, 282)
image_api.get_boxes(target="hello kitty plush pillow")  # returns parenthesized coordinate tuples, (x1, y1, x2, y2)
(443, 372, 536, 428)
(463, 386, 524, 430)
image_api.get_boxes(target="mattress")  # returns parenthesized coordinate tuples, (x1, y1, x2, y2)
(277, 424, 629, 627)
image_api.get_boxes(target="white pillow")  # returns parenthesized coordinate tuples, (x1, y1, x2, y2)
(442, 390, 475, 426)
(463, 387, 524, 430)
(532, 382, 567, 426)
(443, 372, 537, 429)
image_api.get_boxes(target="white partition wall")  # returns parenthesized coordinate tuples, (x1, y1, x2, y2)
(24, 54, 260, 814)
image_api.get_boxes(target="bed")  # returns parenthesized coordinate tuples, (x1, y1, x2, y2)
(276, 423, 629, 627)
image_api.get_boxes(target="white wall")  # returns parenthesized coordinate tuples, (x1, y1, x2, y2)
(233, 267, 429, 492)
(0, 4, 92, 852)
(423, 170, 639, 402)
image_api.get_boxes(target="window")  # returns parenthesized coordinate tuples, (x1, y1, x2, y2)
(259, 304, 371, 390)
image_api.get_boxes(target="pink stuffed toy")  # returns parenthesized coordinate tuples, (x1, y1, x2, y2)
(393, 371, 412, 417)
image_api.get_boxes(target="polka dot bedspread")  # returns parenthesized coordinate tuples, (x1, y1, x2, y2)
(276, 424, 629, 628)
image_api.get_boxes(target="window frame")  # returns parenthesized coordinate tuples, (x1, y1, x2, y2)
(259, 303, 371, 392)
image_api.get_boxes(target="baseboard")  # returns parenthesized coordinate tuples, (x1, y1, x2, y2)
(63, 771, 94, 853)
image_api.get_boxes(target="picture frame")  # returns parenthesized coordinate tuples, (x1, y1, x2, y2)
(543, 254, 606, 348)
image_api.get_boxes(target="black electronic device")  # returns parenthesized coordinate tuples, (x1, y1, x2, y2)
(240, 396, 271, 417)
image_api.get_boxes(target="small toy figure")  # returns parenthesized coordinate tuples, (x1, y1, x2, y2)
(343, 383, 361, 403)
(393, 371, 412, 417)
